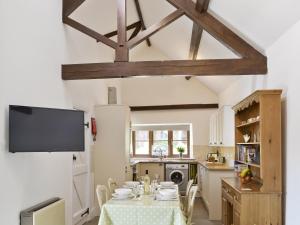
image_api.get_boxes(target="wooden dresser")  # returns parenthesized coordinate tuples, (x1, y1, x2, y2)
(222, 90, 282, 225)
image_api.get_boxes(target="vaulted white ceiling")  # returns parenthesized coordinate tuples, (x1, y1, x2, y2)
(71, 0, 300, 93)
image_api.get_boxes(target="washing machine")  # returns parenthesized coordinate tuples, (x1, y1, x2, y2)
(165, 164, 189, 194)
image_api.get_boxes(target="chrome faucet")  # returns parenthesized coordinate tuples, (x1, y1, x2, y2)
(153, 147, 165, 161)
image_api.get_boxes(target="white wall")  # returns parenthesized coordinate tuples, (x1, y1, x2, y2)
(218, 20, 300, 224)
(122, 76, 218, 158)
(0, 0, 111, 224)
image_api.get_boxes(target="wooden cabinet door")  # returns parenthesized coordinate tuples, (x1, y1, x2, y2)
(233, 209, 240, 225)
(139, 163, 164, 181)
(218, 108, 223, 145)
(222, 197, 228, 225)
(209, 117, 212, 145)
(209, 113, 218, 146)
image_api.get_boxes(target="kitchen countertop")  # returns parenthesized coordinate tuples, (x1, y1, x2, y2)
(198, 161, 234, 171)
(130, 158, 198, 166)
(222, 177, 280, 194)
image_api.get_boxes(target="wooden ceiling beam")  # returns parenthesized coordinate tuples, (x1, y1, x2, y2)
(134, 0, 151, 46)
(115, 0, 129, 62)
(63, 0, 86, 18)
(127, 9, 184, 49)
(196, 0, 210, 13)
(129, 22, 142, 40)
(104, 21, 141, 39)
(130, 104, 219, 111)
(63, 17, 118, 49)
(61, 0, 268, 79)
(189, 0, 210, 60)
(167, 0, 266, 59)
(62, 58, 267, 80)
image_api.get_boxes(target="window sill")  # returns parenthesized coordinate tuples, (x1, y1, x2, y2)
(130, 157, 197, 164)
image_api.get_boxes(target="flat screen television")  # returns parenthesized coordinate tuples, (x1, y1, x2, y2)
(9, 105, 85, 153)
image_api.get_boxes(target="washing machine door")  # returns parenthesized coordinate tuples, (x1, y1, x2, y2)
(169, 170, 184, 186)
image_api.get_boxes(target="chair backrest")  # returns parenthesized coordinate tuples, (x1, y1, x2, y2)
(107, 178, 117, 197)
(185, 179, 194, 196)
(96, 185, 108, 211)
(186, 186, 198, 225)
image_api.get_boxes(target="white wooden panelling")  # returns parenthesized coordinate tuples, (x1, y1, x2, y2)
(72, 112, 91, 225)
(198, 165, 234, 220)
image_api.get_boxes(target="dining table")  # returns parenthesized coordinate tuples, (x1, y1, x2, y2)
(98, 184, 187, 225)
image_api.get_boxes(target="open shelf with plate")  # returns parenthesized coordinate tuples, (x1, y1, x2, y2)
(236, 119, 260, 128)
(221, 90, 283, 225)
(233, 90, 282, 192)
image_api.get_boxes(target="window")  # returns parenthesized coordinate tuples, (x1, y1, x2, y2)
(152, 130, 168, 156)
(131, 127, 190, 158)
(172, 130, 189, 155)
(133, 130, 149, 155)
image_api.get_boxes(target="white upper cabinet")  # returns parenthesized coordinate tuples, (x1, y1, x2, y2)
(209, 106, 234, 147)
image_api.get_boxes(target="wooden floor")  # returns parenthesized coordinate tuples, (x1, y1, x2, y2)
(85, 198, 221, 225)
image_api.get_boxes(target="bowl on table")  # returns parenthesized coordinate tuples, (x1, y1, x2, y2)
(114, 188, 132, 196)
(157, 189, 177, 200)
(160, 181, 175, 187)
(159, 189, 177, 198)
(124, 181, 140, 188)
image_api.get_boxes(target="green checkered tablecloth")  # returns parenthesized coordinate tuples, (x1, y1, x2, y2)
(98, 195, 186, 225)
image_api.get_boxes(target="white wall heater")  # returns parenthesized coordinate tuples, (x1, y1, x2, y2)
(20, 198, 65, 225)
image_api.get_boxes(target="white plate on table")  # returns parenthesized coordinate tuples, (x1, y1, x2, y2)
(114, 188, 132, 195)
(112, 193, 134, 200)
(160, 181, 174, 187)
(124, 181, 140, 187)
(156, 194, 178, 201)
(159, 185, 176, 189)
(159, 189, 177, 197)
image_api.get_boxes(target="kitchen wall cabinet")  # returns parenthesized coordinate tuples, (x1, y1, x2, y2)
(209, 112, 218, 146)
(209, 106, 234, 147)
(136, 163, 165, 181)
(198, 164, 234, 220)
(94, 105, 131, 190)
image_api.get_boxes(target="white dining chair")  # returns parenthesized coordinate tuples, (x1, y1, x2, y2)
(186, 186, 198, 225)
(107, 178, 117, 198)
(181, 179, 194, 213)
(186, 179, 194, 197)
(96, 185, 108, 212)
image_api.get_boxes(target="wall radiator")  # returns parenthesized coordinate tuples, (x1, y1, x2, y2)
(20, 198, 65, 225)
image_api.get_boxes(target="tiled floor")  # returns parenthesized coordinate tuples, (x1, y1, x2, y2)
(84, 198, 221, 225)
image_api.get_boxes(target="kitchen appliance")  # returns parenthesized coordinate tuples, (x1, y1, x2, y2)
(165, 164, 189, 194)
(218, 156, 226, 163)
(207, 153, 218, 162)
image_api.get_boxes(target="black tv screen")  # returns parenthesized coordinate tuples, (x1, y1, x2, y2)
(9, 105, 85, 153)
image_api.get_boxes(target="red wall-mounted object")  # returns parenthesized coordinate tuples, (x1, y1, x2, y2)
(91, 117, 97, 141)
